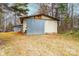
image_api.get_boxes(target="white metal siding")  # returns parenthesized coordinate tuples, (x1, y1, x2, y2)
(23, 20, 27, 32)
(45, 20, 57, 33)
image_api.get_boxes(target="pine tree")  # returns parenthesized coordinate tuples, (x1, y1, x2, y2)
(10, 3, 29, 25)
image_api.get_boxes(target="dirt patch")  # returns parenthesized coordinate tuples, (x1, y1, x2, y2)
(16, 32, 25, 35)
(0, 40, 6, 45)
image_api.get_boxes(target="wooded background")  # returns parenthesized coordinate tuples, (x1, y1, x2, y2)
(0, 3, 79, 33)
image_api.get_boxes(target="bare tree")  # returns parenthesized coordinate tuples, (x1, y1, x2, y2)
(37, 3, 50, 15)
(71, 4, 74, 28)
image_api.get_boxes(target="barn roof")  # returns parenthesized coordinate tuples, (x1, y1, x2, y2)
(13, 25, 22, 28)
(20, 14, 59, 23)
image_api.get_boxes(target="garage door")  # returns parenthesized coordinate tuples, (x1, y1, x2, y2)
(27, 19, 45, 34)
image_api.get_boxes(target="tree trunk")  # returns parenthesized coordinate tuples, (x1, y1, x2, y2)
(3, 17, 7, 32)
(14, 12, 17, 26)
(51, 3, 54, 16)
(71, 4, 74, 29)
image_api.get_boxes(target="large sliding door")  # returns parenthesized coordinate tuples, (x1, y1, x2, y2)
(27, 19, 45, 34)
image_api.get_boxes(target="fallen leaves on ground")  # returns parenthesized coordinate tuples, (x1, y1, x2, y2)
(0, 32, 79, 56)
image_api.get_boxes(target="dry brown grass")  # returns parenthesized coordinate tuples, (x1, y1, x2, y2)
(0, 32, 79, 56)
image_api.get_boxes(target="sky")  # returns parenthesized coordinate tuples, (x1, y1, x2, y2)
(28, 3, 39, 15)
(73, 4, 79, 15)
(28, 3, 79, 16)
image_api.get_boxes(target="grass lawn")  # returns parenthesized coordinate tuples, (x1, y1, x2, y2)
(0, 32, 79, 56)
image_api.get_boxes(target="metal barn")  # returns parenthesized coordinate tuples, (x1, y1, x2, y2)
(20, 14, 59, 35)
